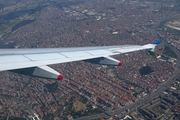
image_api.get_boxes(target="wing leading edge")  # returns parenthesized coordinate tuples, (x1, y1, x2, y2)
(0, 40, 161, 80)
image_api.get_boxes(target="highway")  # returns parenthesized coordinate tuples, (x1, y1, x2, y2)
(76, 42, 180, 120)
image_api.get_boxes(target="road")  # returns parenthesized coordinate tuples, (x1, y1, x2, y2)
(75, 42, 180, 120)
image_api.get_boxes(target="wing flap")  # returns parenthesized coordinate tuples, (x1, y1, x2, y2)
(60, 51, 91, 58)
(0, 55, 30, 64)
(86, 50, 113, 56)
(24, 53, 67, 61)
(112, 46, 144, 53)
(0, 61, 37, 71)
(0, 54, 103, 71)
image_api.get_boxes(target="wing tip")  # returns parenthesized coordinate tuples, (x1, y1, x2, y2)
(152, 40, 162, 45)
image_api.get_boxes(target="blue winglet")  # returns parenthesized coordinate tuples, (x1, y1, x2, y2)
(152, 40, 162, 45)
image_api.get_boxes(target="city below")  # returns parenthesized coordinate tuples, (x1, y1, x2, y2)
(0, 0, 180, 120)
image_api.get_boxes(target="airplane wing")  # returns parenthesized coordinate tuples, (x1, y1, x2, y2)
(0, 40, 161, 80)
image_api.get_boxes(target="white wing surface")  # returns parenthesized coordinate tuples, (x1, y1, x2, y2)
(0, 40, 161, 80)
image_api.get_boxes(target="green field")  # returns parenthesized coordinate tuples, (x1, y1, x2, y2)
(158, 15, 180, 36)
(158, 15, 180, 28)
(0, 4, 46, 39)
(166, 27, 180, 36)
(11, 20, 35, 32)
(5, 21, 18, 27)
(163, 45, 177, 58)
(0, 25, 7, 32)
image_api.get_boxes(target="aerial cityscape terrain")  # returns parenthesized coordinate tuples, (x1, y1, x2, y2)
(0, 0, 180, 120)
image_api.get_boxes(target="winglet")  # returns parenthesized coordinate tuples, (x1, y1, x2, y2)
(152, 40, 162, 45)
(148, 40, 162, 56)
